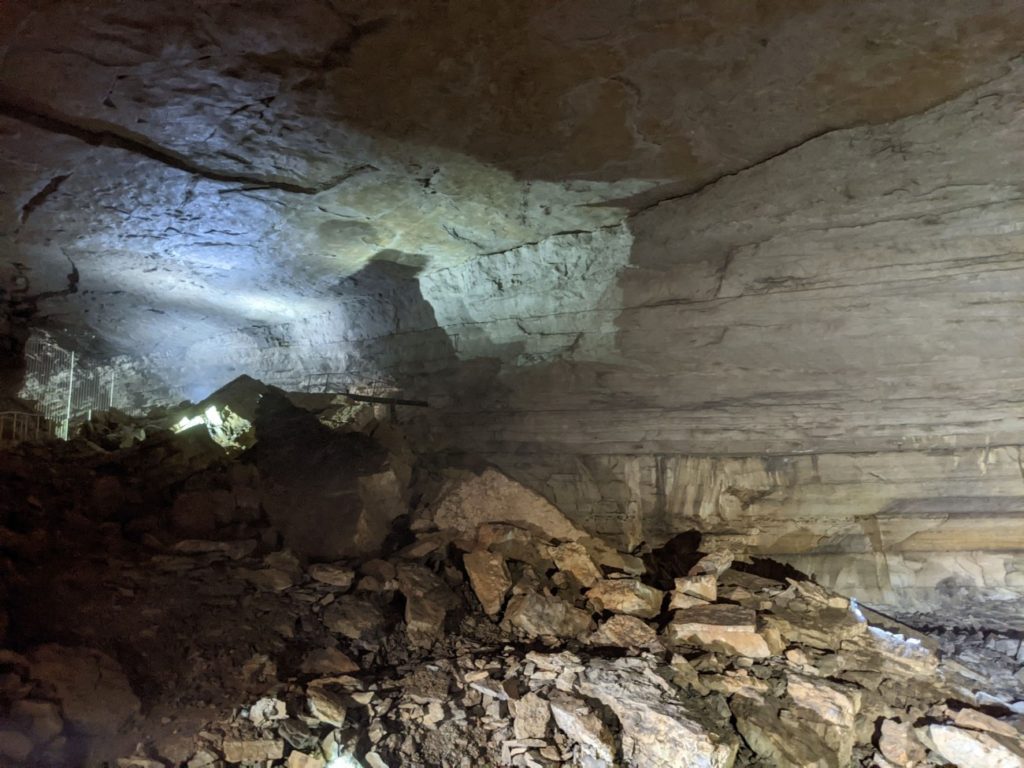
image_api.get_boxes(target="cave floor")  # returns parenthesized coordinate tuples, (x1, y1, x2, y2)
(2, 420, 1024, 768)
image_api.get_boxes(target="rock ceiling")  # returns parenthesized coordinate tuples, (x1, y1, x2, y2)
(2, 0, 1024, 367)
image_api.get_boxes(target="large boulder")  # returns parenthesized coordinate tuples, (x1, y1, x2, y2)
(579, 659, 738, 768)
(922, 724, 1024, 768)
(254, 391, 407, 559)
(463, 549, 512, 616)
(430, 469, 587, 541)
(504, 592, 594, 640)
(732, 695, 837, 768)
(27, 645, 140, 736)
(585, 578, 664, 618)
(549, 693, 617, 763)
(665, 604, 771, 658)
(396, 563, 459, 648)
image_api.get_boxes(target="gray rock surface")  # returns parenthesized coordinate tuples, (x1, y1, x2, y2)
(5, 1, 1024, 631)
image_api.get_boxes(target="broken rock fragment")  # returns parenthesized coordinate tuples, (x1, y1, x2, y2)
(27, 645, 140, 736)
(463, 549, 512, 615)
(585, 578, 664, 618)
(588, 614, 659, 649)
(673, 573, 717, 602)
(952, 708, 1023, 740)
(922, 724, 1024, 768)
(688, 550, 734, 577)
(505, 592, 594, 639)
(431, 468, 587, 541)
(474, 523, 553, 572)
(222, 738, 284, 764)
(255, 392, 405, 559)
(785, 673, 861, 764)
(172, 538, 257, 559)
(307, 563, 356, 589)
(307, 684, 347, 727)
(879, 719, 927, 766)
(666, 604, 771, 658)
(580, 659, 738, 768)
(300, 647, 359, 675)
(512, 691, 551, 740)
(396, 563, 459, 647)
(286, 752, 326, 768)
(237, 566, 294, 592)
(321, 595, 386, 645)
(550, 541, 603, 587)
(669, 591, 711, 610)
(548, 692, 616, 763)
(732, 695, 837, 768)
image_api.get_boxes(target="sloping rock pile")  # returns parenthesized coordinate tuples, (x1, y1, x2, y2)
(2, 393, 1024, 766)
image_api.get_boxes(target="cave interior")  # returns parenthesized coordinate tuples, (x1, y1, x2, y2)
(2, 2, 1024, 767)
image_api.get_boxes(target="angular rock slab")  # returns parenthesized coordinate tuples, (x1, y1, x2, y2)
(28, 645, 140, 736)
(785, 673, 862, 764)
(512, 691, 551, 740)
(321, 596, 386, 645)
(550, 542, 604, 587)
(588, 615, 659, 649)
(585, 578, 664, 618)
(432, 469, 586, 541)
(879, 719, 927, 766)
(580, 659, 738, 768)
(463, 549, 512, 616)
(674, 574, 717, 603)
(549, 692, 617, 763)
(665, 604, 771, 658)
(923, 724, 1024, 768)
(307, 563, 355, 589)
(396, 563, 458, 648)
(504, 592, 593, 639)
(223, 739, 284, 764)
(732, 695, 842, 768)
(255, 393, 405, 559)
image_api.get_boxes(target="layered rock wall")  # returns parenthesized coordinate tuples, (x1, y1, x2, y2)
(73, 66, 1024, 622)
(6, 2, 1024, 618)
(389, 66, 1024, 616)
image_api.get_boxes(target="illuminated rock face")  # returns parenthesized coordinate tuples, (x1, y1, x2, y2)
(3, 2, 1024, 617)
(3, 0, 1023, 372)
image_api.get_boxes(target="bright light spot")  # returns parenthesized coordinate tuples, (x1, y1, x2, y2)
(327, 755, 362, 768)
(204, 405, 223, 426)
(170, 404, 252, 448)
(848, 597, 866, 623)
(869, 625, 923, 647)
(233, 292, 301, 320)
(174, 414, 205, 432)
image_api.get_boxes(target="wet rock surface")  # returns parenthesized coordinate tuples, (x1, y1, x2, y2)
(1, 400, 1023, 767)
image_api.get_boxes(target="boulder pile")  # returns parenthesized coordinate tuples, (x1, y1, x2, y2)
(1, 385, 1023, 767)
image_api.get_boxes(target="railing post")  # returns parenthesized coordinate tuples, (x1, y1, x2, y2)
(63, 350, 75, 440)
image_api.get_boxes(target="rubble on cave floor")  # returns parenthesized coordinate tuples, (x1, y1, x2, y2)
(1, 388, 1024, 767)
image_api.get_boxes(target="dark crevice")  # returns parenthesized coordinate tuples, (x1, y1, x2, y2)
(615, 122, 867, 218)
(19, 173, 71, 226)
(0, 93, 377, 195)
(27, 253, 80, 305)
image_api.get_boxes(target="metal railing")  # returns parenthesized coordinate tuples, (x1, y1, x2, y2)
(0, 411, 52, 449)
(21, 335, 117, 440)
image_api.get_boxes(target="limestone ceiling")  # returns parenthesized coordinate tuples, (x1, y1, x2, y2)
(1, 0, 1023, 361)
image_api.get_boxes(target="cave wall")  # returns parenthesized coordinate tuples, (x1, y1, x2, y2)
(476, 67, 1024, 614)
(427, 62, 1024, 457)
(316, 62, 1024, 615)
(5, 1, 1024, 618)
(92, 60, 1024, 621)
